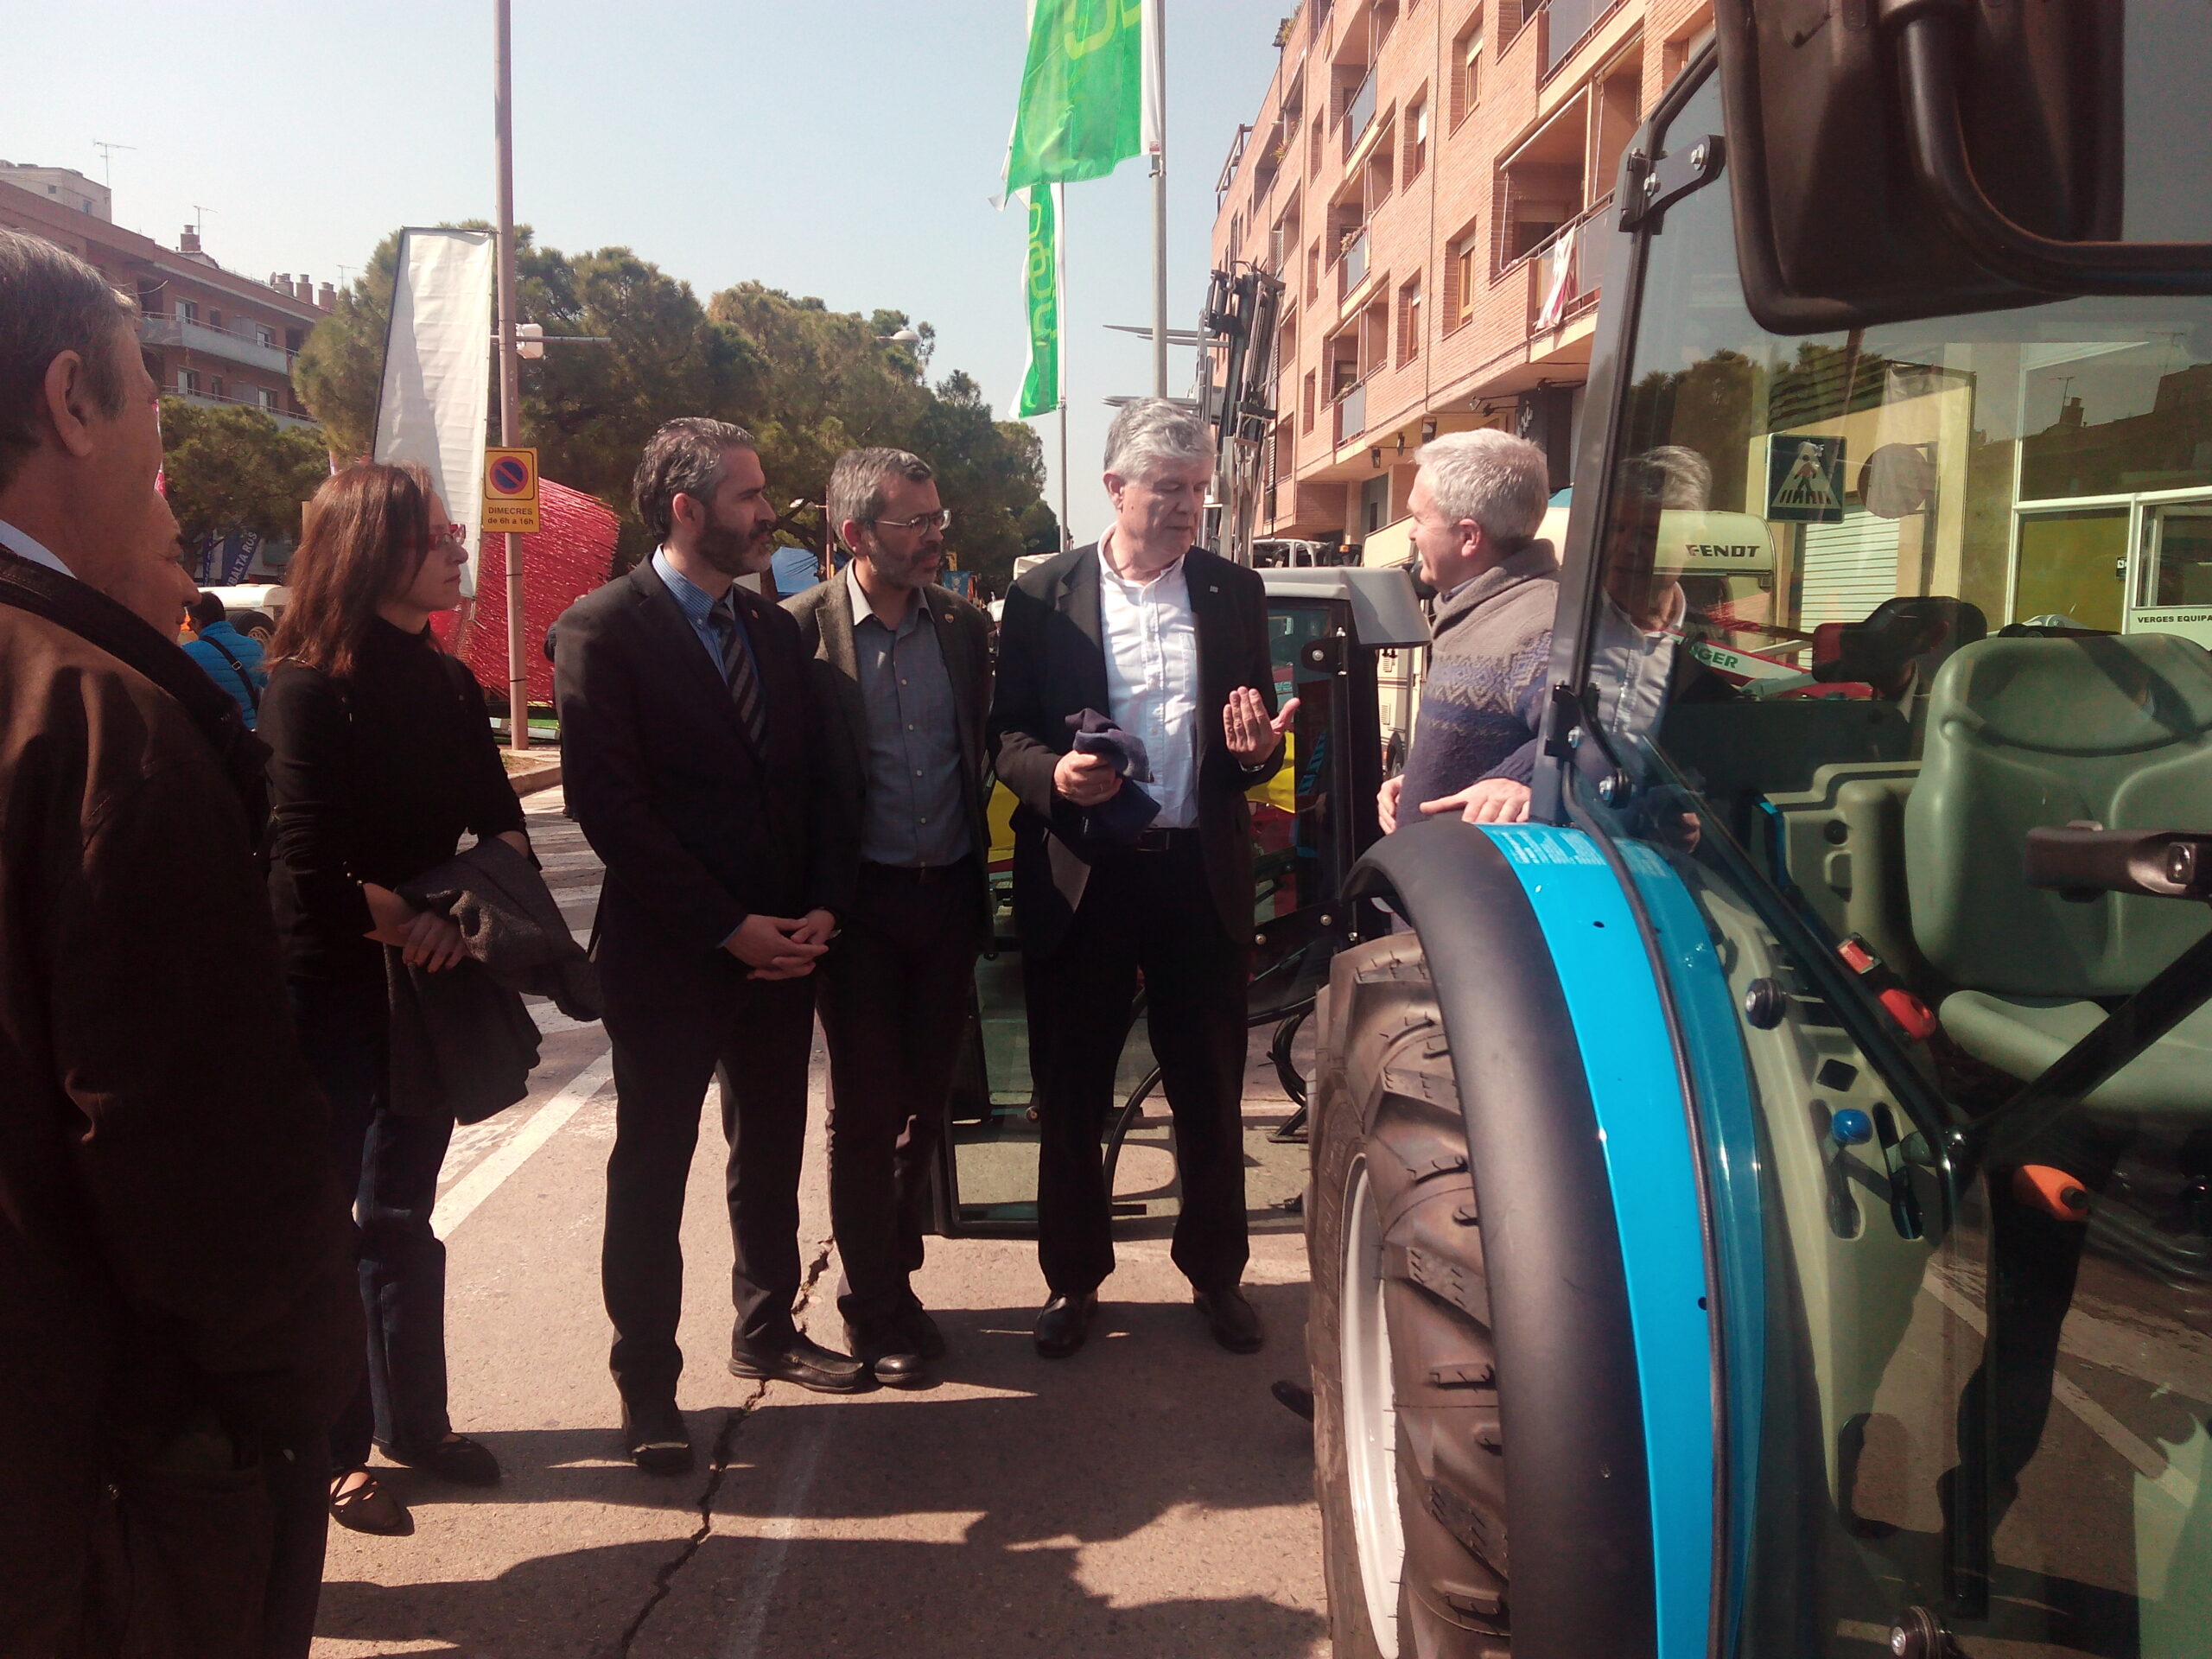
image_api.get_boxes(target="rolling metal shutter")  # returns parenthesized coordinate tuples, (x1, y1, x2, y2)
(1798, 509, 1901, 629)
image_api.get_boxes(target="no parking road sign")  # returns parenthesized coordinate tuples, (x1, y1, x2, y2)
(483, 447, 541, 535)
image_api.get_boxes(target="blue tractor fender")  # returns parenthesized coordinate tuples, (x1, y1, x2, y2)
(1344, 817, 1718, 1659)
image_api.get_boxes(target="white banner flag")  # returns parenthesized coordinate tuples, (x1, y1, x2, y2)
(372, 228, 496, 596)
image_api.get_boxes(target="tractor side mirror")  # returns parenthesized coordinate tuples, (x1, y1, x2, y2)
(1712, 0, 2212, 331)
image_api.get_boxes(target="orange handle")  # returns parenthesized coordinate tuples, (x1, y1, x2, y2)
(2013, 1165, 2090, 1221)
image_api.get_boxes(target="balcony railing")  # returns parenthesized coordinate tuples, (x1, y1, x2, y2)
(140, 312, 295, 376)
(1532, 0, 1617, 77)
(169, 388, 316, 429)
(1334, 378, 1367, 446)
(1338, 226, 1370, 301)
(1519, 195, 1612, 334)
(1342, 70, 1377, 156)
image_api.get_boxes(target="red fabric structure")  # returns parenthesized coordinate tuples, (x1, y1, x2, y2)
(432, 477, 618, 705)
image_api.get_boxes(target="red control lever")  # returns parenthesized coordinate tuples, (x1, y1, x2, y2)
(1835, 934, 1938, 1041)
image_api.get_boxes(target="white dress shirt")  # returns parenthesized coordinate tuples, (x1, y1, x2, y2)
(0, 518, 73, 579)
(1097, 531, 1202, 830)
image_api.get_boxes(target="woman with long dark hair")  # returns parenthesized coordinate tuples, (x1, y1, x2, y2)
(263, 462, 524, 1534)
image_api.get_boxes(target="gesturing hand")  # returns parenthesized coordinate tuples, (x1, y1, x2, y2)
(1052, 749, 1123, 807)
(1224, 687, 1299, 765)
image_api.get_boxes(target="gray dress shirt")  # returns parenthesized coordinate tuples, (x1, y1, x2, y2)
(849, 565, 970, 868)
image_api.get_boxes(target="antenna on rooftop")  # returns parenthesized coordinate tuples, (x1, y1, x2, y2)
(92, 141, 135, 192)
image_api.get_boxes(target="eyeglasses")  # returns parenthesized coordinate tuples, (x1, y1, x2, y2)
(429, 524, 468, 550)
(873, 508, 952, 534)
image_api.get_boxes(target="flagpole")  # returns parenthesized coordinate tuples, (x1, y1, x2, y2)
(1149, 0, 1168, 397)
(1057, 183, 1071, 551)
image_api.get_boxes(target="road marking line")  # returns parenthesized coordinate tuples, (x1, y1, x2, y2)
(721, 1410, 832, 1659)
(431, 1046, 614, 1240)
(1923, 1272, 2199, 1510)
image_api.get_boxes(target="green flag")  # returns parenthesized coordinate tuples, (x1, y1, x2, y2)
(1005, 0, 1143, 191)
(1017, 186, 1059, 419)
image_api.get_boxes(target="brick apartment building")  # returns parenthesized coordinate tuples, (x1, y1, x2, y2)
(1, 161, 331, 431)
(1210, 0, 1713, 556)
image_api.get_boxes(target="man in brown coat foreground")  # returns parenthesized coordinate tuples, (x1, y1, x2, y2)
(0, 230, 358, 1655)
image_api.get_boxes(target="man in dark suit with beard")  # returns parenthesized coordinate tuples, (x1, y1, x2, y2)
(988, 398, 1296, 1360)
(556, 418, 862, 1476)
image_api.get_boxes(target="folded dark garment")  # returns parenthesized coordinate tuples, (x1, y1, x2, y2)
(1064, 707, 1160, 843)
(1066, 707, 1154, 782)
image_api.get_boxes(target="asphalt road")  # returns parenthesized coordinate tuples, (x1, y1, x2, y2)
(312, 785, 1329, 1659)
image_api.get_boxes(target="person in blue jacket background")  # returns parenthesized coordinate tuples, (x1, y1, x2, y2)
(182, 588, 268, 728)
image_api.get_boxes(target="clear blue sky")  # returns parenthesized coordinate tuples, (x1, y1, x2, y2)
(2, 0, 1291, 543)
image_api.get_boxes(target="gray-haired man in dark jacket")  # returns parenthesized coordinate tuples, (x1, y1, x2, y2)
(1380, 429, 1558, 833)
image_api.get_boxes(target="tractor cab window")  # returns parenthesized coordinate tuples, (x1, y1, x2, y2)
(1566, 66, 2212, 1659)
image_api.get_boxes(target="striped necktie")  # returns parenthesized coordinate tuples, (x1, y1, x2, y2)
(707, 592, 768, 749)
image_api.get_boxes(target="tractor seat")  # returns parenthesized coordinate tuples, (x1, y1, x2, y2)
(1936, 992, 2212, 1118)
(1904, 632, 2212, 1119)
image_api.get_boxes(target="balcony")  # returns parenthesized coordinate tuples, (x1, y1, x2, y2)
(1337, 227, 1371, 303)
(169, 389, 317, 430)
(1531, 0, 1619, 78)
(140, 312, 293, 377)
(1342, 70, 1377, 157)
(1334, 378, 1368, 446)
(1518, 196, 1611, 335)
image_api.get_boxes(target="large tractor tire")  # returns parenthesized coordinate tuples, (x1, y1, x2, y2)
(1310, 934, 1510, 1659)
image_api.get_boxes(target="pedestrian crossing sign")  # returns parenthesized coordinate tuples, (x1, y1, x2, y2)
(484, 447, 541, 534)
(1766, 433, 1846, 524)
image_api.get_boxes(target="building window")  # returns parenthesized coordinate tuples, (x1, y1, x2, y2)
(257, 387, 277, 412)
(1664, 9, 1716, 83)
(1308, 116, 1323, 177)
(1398, 274, 1423, 365)
(1303, 370, 1318, 433)
(178, 300, 199, 325)
(1405, 96, 1429, 182)
(1307, 239, 1321, 303)
(207, 309, 222, 331)
(177, 368, 199, 394)
(1447, 226, 1480, 329)
(210, 376, 226, 399)
(1452, 16, 1484, 129)
(256, 324, 276, 349)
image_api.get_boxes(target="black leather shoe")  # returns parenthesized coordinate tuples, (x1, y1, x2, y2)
(1033, 1292, 1097, 1359)
(379, 1433, 502, 1486)
(904, 1305, 947, 1363)
(1194, 1285, 1265, 1353)
(846, 1321, 930, 1389)
(620, 1397, 693, 1475)
(728, 1333, 872, 1394)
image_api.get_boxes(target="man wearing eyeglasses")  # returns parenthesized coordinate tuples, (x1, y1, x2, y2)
(785, 448, 993, 1387)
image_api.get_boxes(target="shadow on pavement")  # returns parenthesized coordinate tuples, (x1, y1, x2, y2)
(322, 1535, 1324, 1658)
(319, 1285, 1323, 1656)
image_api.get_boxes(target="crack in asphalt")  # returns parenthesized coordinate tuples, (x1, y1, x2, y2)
(613, 1231, 839, 1656)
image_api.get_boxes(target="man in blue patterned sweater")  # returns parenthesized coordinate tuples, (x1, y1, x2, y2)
(1380, 429, 1559, 833)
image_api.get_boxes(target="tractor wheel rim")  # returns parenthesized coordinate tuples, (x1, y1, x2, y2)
(1341, 1154, 1402, 1656)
